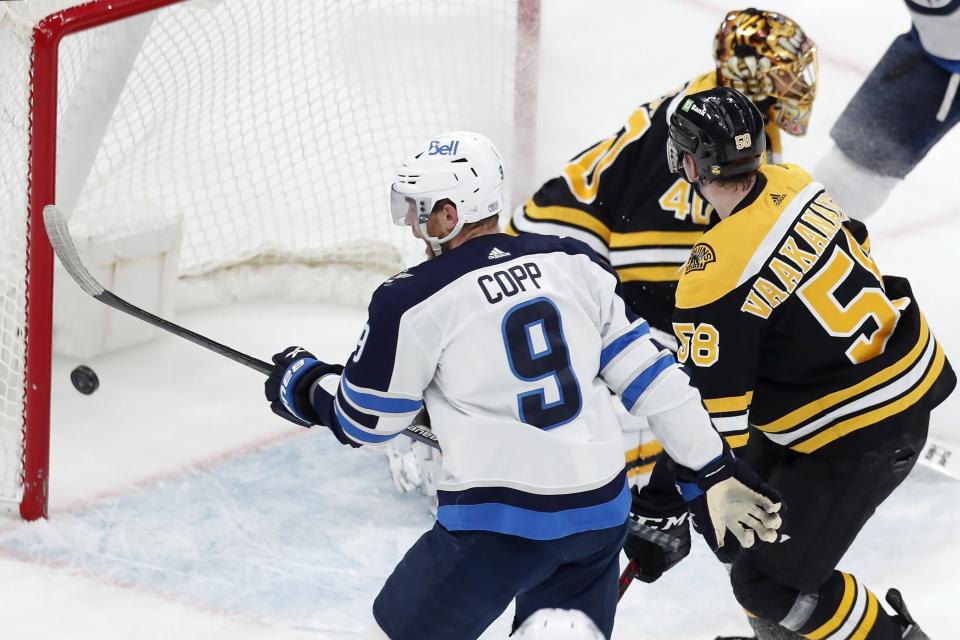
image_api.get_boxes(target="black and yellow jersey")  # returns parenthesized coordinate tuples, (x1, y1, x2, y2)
(507, 71, 783, 332)
(672, 163, 956, 453)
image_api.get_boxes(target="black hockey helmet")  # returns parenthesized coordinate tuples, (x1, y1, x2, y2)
(666, 87, 766, 183)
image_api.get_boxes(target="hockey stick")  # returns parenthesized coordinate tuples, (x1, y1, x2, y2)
(617, 560, 640, 601)
(42, 204, 441, 451)
(617, 519, 683, 601)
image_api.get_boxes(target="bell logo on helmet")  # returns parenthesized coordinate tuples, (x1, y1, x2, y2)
(734, 133, 752, 150)
(392, 131, 505, 253)
(428, 139, 460, 156)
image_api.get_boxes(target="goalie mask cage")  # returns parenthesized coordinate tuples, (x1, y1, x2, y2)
(0, 0, 540, 520)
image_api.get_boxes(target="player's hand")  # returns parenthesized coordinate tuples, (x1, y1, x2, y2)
(674, 448, 782, 551)
(623, 488, 691, 583)
(265, 346, 343, 427)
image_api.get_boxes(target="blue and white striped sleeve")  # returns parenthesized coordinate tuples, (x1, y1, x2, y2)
(600, 317, 679, 414)
(590, 259, 723, 471)
(595, 286, 686, 416)
(331, 376, 425, 445)
(310, 284, 437, 447)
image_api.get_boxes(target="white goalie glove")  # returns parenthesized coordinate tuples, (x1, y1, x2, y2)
(384, 437, 423, 493)
(383, 410, 442, 515)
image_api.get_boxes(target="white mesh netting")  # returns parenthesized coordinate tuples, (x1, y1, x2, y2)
(0, 0, 527, 509)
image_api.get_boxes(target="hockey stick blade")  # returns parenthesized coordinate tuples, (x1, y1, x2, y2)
(42, 205, 441, 451)
(43, 204, 105, 298)
(44, 204, 272, 375)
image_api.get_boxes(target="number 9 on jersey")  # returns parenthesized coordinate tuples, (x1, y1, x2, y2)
(501, 297, 583, 430)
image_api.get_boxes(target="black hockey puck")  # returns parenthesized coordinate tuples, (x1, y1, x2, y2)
(70, 365, 99, 395)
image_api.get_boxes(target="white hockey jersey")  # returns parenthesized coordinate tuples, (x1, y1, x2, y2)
(311, 233, 722, 540)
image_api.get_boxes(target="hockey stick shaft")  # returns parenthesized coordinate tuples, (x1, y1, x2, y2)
(43, 205, 440, 451)
(617, 560, 638, 601)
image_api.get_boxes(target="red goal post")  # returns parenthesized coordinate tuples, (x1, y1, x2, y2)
(3, 0, 540, 520)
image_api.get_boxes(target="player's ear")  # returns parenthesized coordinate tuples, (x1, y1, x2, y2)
(441, 201, 459, 231)
(683, 154, 699, 183)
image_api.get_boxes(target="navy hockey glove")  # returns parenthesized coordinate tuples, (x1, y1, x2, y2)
(673, 447, 783, 551)
(623, 487, 691, 583)
(264, 346, 343, 427)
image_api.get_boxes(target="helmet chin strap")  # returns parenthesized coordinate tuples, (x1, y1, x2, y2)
(418, 215, 465, 257)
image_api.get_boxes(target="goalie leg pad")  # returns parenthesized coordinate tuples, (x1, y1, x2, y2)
(831, 33, 960, 178)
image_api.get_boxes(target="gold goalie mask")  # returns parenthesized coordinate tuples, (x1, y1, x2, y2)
(715, 8, 818, 136)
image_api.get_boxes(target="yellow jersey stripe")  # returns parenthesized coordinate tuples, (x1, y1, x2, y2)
(626, 440, 663, 479)
(625, 440, 663, 463)
(850, 591, 879, 640)
(504, 220, 520, 236)
(703, 392, 754, 414)
(725, 433, 750, 449)
(627, 460, 657, 479)
(610, 229, 704, 248)
(793, 342, 946, 453)
(523, 202, 611, 242)
(617, 265, 684, 283)
(805, 573, 855, 640)
(756, 316, 930, 433)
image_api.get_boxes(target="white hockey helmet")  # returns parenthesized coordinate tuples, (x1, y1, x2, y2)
(390, 131, 505, 254)
(514, 609, 605, 640)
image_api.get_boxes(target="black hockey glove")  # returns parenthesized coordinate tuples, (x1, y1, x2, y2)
(264, 346, 343, 428)
(673, 446, 783, 551)
(624, 486, 691, 583)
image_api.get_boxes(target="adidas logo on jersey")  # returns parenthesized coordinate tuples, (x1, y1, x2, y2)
(488, 247, 511, 259)
(770, 193, 786, 206)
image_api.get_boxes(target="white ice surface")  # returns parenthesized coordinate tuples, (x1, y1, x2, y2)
(1, 0, 958, 638)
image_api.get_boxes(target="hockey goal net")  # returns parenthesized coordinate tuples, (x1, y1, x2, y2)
(0, 0, 539, 519)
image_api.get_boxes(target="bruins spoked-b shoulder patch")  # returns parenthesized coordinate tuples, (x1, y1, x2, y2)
(685, 243, 716, 273)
